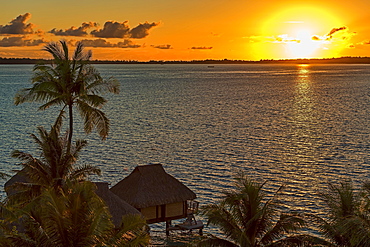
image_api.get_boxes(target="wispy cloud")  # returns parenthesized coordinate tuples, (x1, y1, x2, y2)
(80, 38, 141, 48)
(191, 46, 213, 50)
(311, 26, 355, 41)
(327, 26, 347, 37)
(247, 26, 355, 44)
(0, 36, 45, 47)
(247, 35, 300, 43)
(151, 44, 172, 49)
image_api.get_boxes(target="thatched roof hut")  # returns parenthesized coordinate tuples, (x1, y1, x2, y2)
(110, 164, 196, 224)
(4, 171, 141, 227)
(94, 182, 141, 227)
(4, 169, 29, 196)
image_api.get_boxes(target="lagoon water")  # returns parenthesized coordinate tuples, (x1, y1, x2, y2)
(1, 63, 369, 241)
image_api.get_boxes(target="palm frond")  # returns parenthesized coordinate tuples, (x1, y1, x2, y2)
(197, 236, 238, 247)
(70, 164, 101, 181)
(43, 41, 65, 61)
(77, 100, 109, 139)
(108, 214, 150, 247)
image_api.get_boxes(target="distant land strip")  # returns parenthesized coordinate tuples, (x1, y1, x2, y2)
(2, 57, 370, 64)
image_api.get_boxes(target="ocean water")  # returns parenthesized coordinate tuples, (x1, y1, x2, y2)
(1, 63, 369, 241)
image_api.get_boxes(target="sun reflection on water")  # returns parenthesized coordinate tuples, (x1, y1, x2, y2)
(280, 64, 327, 214)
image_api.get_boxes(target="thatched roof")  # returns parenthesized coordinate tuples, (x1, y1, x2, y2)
(4, 172, 141, 227)
(110, 164, 196, 208)
(4, 169, 29, 196)
(94, 182, 141, 227)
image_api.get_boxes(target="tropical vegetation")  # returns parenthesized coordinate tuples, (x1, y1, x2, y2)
(316, 180, 370, 246)
(198, 172, 323, 247)
(3, 40, 370, 247)
(7, 113, 100, 205)
(0, 40, 150, 246)
(0, 180, 150, 247)
(14, 40, 120, 154)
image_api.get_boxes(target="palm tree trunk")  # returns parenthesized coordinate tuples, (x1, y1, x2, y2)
(67, 104, 73, 155)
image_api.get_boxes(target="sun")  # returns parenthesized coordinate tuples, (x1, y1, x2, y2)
(252, 5, 345, 59)
(286, 28, 325, 58)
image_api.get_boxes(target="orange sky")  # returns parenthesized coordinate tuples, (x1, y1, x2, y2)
(1, 0, 370, 61)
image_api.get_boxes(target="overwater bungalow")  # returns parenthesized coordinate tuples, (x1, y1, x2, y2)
(110, 164, 202, 234)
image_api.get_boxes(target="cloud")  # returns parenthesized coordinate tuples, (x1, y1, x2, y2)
(80, 38, 141, 48)
(359, 40, 370, 45)
(0, 13, 35, 34)
(247, 35, 300, 43)
(191, 46, 213, 49)
(129, 22, 158, 39)
(274, 34, 300, 43)
(91, 21, 158, 39)
(151, 44, 172, 49)
(327, 26, 347, 37)
(49, 22, 97, 36)
(91, 21, 130, 38)
(0, 36, 45, 47)
(116, 39, 141, 48)
(310, 27, 355, 42)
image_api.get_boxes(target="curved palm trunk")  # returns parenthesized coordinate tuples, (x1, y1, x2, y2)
(67, 104, 73, 155)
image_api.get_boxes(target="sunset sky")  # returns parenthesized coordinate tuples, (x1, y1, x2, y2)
(2, 0, 370, 61)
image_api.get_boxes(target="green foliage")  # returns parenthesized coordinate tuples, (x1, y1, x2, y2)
(14, 40, 120, 154)
(0, 181, 150, 247)
(317, 180, 370, 247)
(199, 172, 320, 247)
(7, 118, 100, 205)
(2, 40, 149, 246)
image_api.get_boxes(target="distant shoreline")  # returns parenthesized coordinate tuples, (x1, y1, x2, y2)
(2, 57, 370, 65)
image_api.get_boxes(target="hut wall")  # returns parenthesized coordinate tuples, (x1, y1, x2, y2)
(141, 206, 159, 221)
(140, 202, 189, 224)
(165, 202, 184, 218)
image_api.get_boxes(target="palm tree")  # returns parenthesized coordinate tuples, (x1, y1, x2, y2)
(104, 214, 150, 247)
(14, 40, 120, 154)
(199, 173, 321, 247)
(0, 180, 150, 247)
(7, 114, 100, 204)
(317, 180, 370, 246)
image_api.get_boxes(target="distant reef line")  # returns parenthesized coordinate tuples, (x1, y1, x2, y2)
(2, 57, 370, 64)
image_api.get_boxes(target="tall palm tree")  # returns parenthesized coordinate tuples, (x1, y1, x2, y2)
(199, 173, 321, 247)
(14, 40, 120, 154)
(7, 114, 100, 204)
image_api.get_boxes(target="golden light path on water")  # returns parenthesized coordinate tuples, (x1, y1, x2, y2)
(281, 64, 325, 213)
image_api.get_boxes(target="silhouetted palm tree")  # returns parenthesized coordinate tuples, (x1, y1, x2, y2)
(14, 40, 120, 154)
(0, 181, 150, 247)
(106, 214, 150, 246)
(8, 115, 100, 204)
(317, 180, 370, 246)
(199, 173, 322, 247)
